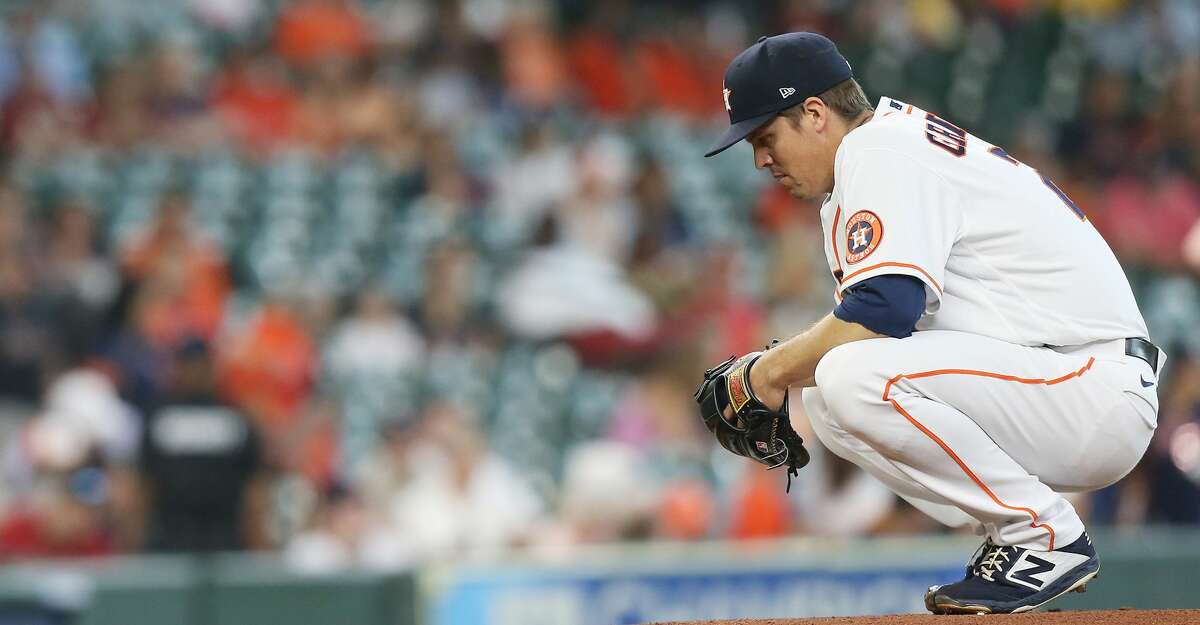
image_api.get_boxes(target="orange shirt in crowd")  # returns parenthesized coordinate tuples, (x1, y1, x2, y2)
(214, 62, 300, 154)
(219, 302, 317, 429)
(727, 466, 792, 539)
(632, 38, 714, 118)
(123, 227, 230, 346)
(568, 29, 633, 116)
(275, 0, 370, 66)
(656, 479, 715, 540)
(502, 19, 569, 110)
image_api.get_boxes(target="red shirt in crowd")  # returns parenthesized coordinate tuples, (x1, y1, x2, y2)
(0, 509, 113, 561)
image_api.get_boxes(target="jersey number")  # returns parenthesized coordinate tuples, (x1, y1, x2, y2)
(988, 146, 1086, 221)
(923, 113, 1086, 221)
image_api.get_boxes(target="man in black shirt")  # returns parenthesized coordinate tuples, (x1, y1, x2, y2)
(140, 339, 264, 552)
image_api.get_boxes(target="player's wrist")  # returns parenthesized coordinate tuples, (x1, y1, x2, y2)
(748, 350, 787, 411)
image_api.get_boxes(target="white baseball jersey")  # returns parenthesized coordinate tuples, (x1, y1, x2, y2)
(819, 96, 1148, 347)
(798, 96, 1159, 555)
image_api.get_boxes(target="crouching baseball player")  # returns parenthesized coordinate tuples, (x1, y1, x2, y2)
(694, 32, 1162, 614)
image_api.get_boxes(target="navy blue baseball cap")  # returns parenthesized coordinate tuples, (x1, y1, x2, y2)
(705, 32, 853, 157)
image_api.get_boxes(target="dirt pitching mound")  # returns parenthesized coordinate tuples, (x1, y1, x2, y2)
(649, 609, 1200, 625)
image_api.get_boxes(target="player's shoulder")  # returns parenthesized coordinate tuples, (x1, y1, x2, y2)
(841, 97, 925, 154)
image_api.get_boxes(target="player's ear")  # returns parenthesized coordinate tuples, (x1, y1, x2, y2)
(804, 96, 828, 132)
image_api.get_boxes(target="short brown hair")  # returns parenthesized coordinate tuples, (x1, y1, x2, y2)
(781, 78, 872, 124)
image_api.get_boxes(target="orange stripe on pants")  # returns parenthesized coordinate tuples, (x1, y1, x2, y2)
(881, 357, 1096, 551)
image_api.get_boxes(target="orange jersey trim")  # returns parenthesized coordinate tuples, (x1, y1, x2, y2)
(881, 356, 1097, 551)
(830, 204, 844, 282)
(841, 262, 943, 294)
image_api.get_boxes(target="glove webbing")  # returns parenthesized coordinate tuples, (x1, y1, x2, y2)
(767, 390, 799, 493)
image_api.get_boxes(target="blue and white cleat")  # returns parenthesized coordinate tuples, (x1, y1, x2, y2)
(925, 532, 1099, 614)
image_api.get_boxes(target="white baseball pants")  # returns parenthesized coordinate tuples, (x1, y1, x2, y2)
(796, 330, 1160, 550)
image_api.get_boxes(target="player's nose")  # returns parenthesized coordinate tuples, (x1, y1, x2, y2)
(753, 146, 773, 169)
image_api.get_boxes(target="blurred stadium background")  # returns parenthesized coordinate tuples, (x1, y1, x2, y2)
(0, 0, 1198, 624)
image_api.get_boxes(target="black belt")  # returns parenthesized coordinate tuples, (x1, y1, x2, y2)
(1125, 337, 1160, 373)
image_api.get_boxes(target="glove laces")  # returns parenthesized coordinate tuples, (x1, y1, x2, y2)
(763, 392, 800, 492)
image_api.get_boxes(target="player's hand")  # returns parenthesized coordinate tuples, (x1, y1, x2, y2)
(693, 342, 810, 486)
(718, 355, 786, 424)
(715, 342, 787, 424)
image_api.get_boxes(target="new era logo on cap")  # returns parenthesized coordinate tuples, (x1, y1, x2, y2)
(780, 87, 796, 99)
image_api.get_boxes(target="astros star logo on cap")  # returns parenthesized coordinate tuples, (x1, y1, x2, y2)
(705, 32, 854, 158)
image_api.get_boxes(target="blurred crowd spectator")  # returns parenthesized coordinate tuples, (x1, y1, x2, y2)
(0, 0, 1199, 567)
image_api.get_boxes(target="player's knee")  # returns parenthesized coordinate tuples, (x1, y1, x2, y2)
(814, 341, 857, 396)
(811, 340, 878, 434)
(815, 338, 891, 395)
(801, 387, 861, 460)
(814, 340, 893, 436)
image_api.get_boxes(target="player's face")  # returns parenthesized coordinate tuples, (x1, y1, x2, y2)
(747, 105, 837, 200)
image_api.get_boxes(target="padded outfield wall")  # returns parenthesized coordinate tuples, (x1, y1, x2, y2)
(0, 528, 1197, 625)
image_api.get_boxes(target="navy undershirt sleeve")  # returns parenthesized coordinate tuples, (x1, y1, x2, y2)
(833, 274, 926, 338)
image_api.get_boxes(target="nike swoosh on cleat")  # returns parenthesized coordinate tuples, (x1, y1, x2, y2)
(1140, 376, 1154, 388)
